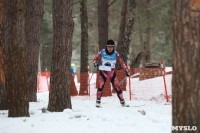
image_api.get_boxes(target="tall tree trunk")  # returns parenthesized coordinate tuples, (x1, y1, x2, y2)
(121, 0, 136, 65)
(172, 0, 200, 132)
(130, 52, 143, 68)
(25, 0, 44, 102)
(138, 16, 145, 66)
(4, 0, 29, 117)
(0, 0, 7, 110)
(98, 0, 108, 50)
(146, 0, 152, 63)
(97, 0, 110, 93)
(0, 44, 6, 110)
(48, 0, 73, 112)
(96, 0, 108, 88)
(79, 0, 89, 95)
(116, 0, 128, 70)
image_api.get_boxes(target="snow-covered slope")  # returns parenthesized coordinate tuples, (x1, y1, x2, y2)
(0, 72, 172, 133)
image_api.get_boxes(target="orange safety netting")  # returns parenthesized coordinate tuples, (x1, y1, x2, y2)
(130, 67, 171, 102)
(37, 67, 172, 102)
(132, 67, 163, 80)
(37, 72, 49, 93)
(70, 75, 78, 96)
(79, 72, 89, 95)
(37, 71, 78, 96)
(191, 0, 200, 11)
(41, 71, 51, 77)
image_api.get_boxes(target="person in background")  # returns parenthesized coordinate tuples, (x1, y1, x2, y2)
(71, 63, 76, 77)
(93, 39, 130, 108)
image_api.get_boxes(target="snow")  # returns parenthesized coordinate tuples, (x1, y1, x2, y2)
(165, 67, 172, 72)
(0, 71, 172, 133)
(131, 74, 172, 102)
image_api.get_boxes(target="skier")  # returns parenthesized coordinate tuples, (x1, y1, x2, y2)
(93, 39, 130, 107)
(71, 63, 76, 77)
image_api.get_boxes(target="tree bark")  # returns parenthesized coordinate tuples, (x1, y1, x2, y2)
(117, 0, 128, 55)
(0, 40, 7, 110)
(146, 0, 152, 63)
(0, 0, 7, 110)
(48, 0, 73, 112)
(0, 36, 7, 110)
(172, 0, 200, 132)
(138, 16, 145, 66)
(116, 0, 128, 70)
(4, 0, 29, 117)
(0, 83, 6, 110)
(130, 52, 143, 68)
(25, 0, 44, 102)
(79, 0, 89, 95)
(121, 0, 136, 65)
(98, 0, 108, 50)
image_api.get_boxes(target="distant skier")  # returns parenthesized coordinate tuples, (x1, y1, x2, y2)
(93, 39, 130, 107)
(71, 63, 76, 77)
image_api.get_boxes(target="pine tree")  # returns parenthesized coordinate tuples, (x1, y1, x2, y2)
(48, 0, 73, 112)
(25, 0, 44, 102)
(121, 0, 136, 65)
(172, 0, 200, 132)
(116, 0, 128, 70)
(5, 0, 29, 117)
(146, 0, 152, 63)
(98, 0, 108, 50)
(79, 0, 89, 95)
(0, 0, 7, 110)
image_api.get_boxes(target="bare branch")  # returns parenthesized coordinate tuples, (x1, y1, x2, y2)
(108, 0, 117, 7)
(72, 1, 81, 6)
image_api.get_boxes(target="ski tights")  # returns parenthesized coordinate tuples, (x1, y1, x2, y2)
(97, 70, 124, 101)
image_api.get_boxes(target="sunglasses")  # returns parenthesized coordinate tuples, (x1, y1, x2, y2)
(107, 46, 114, 48)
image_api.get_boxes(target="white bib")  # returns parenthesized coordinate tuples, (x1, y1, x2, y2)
(99, 65, 112, 71)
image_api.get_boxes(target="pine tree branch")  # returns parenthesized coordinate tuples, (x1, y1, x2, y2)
(72, 1, 81, 6)
(108, 0, 117, 7)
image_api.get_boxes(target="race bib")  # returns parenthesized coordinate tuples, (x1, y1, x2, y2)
(99, 65, 112, 71)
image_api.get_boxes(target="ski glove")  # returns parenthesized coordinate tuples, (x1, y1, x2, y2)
(125, 71, 130, 77)
(94, 62, 98, 67)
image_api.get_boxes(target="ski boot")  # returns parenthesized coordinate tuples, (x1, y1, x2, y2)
(96, 99, 102, 108)
(120, 100, 130, 107)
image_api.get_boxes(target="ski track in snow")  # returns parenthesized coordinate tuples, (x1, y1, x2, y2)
(0, 69, 172, 133)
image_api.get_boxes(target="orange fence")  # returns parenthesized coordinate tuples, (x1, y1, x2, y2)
(37, 63, 172, 102)
(37, 71, 49, 93)
(37, 71, 78, 95)
(129, 67, 171, 102)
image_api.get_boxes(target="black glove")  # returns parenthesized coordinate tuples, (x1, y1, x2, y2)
(94, 62, 98, 67)
(125, 71, 130, 77)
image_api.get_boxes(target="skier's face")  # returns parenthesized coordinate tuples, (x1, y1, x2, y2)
(107, 46, 114, 53)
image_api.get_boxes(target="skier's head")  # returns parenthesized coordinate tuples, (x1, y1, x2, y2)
(71, 63, 75, 67)
(106, 39, 115, 54)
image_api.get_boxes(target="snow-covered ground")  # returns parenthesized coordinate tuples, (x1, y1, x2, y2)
(0, 69, 172, 133)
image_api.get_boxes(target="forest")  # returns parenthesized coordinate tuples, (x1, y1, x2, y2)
(0, 0, 199, 133)
(41, 0, 172, 72)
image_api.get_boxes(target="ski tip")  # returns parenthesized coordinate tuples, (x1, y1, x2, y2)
(121, 104, 130, 107)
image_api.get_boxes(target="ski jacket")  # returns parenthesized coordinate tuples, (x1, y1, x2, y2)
(71, 66, 76, 73)
(93, 49, 128, 71)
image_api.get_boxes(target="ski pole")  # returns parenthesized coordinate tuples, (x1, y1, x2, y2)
(119, 76, 127, 86)
(84, 72, 94, 95)
(84, 64, 98, 95)
(88, 64, 99, 85)
(88, 72, 94, 86)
